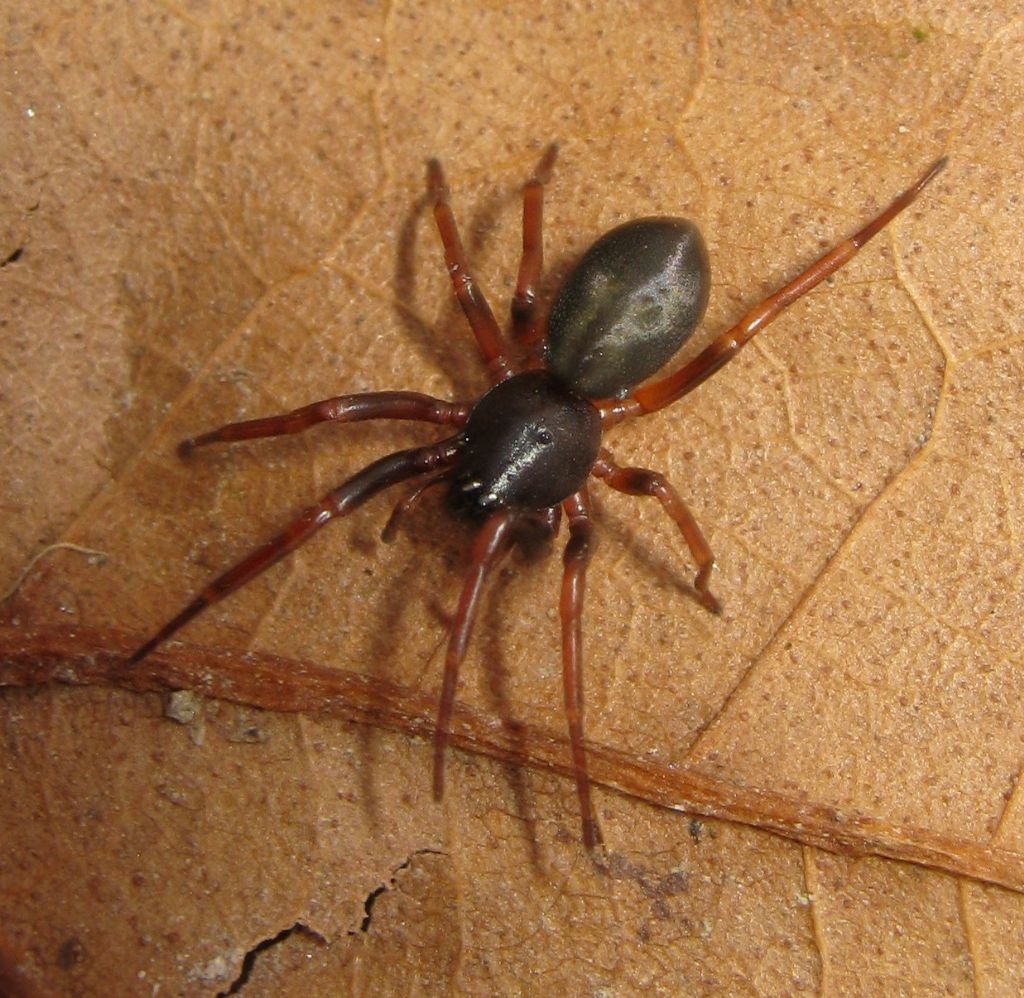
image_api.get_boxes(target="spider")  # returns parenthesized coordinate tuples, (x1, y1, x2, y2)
(130, 145, 945, 850)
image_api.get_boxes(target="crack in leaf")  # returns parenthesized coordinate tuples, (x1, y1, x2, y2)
(217, 923, 323, 997)
(354, 848, 447, 935)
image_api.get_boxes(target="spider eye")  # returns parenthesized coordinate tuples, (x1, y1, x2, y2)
(535, 428, 554, 446)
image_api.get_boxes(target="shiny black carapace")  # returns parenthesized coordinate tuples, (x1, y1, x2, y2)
(130, 146, 946, 849)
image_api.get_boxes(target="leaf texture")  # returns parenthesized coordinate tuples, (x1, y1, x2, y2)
(2, 0, 1023, 993)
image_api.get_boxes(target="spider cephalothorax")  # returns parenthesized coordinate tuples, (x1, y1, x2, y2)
(454, 371, 601, 514)
(130, 145, 945, 849)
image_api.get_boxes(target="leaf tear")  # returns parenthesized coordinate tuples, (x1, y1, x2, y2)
(357, 848, 448, 935)
(217, 923, 322, 997)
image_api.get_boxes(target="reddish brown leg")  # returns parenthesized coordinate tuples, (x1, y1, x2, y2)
(179, 392, 469, 455)
(433, 509, 518, 799)
(560, 488, 601, 849)
(592, 451, 721, 615)
(380, 469, 451, 542)
(427, 159, 513, 384)
(129, 437, 462, 665)
(511, 143, 559, 353)
(600, 156, 948, 424)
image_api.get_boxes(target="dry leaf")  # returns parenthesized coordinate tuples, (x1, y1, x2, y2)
(2, 0, 1023, 993)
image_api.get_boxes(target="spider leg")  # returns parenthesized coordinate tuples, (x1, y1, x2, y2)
(511, 143, 559, 354)
(600, 156, 948, 424)
(560, 488, 602, 850)
(592, 450, 721, 615)
(128, 437, 462, 665)
(179, 391, 469, 455)
(433, 509, 518, 799)
(380, 468, 451, 542)
(517, 504, 561, 556)
(427, 158, 513, 384)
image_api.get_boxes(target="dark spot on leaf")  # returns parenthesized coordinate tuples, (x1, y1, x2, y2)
(57, 937, 85, 970)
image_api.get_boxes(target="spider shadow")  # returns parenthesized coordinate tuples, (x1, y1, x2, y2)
(352, 495, 558, 867)
(353, 503, 553, 870)
(351, 495, 473, 836)
(588, 488, 718, 618)
(476, 553, 548, 872)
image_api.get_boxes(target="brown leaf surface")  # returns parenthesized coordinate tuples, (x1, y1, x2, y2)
(2, 0, 1023, 993)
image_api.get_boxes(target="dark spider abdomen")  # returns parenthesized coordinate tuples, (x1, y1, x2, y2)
(546, 218, 710, 399)
(453, 370, 601, 514)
